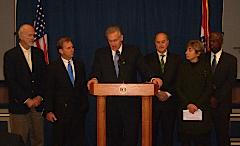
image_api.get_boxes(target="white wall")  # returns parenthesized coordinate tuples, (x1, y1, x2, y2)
(0, 0, 15, 80)
(223, 0, 240, 79)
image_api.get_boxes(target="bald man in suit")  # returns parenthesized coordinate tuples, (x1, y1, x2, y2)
(4, 24, 46, 146)
(145, 32, 181, 146)
(207, 32, 237, 146)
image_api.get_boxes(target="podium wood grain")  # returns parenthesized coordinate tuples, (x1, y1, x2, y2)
(90, 83, 157, 146)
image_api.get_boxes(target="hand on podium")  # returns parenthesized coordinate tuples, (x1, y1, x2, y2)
(151, 78, 163, 89)
(87, 78, 98, 90)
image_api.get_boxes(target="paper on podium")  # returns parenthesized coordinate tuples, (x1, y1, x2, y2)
(183, 109, 202, 121)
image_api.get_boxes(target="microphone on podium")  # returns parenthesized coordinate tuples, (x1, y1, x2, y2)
(116, 50, 126, 83)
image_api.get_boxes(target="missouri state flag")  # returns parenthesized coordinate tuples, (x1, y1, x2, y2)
(201, 0, 210, 52)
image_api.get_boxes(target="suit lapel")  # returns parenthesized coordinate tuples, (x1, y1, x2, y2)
(210, 52, 224, 76)
(17, 46, 32, 74)
(73, 59, 82, 85)
(118, 45, 129, 79)
(59, 59, 74, 87)
(164, 52, 173, 75)
(153, 52, 162, 75)
(31, 47, 36, 73)
(215, 52, 224, 72)
(213, 52, 228, 78)
(106, 47, 118, 79)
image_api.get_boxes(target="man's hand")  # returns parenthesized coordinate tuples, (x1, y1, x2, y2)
(151, 78, 163, 89)
(46, 112, 57, 122)
(33, 96, 43, 107)
(156, 91, 169, 102)
(87, 78, 98, 90)
(25, 99, 35, 108)
(187, 103, 198, 114)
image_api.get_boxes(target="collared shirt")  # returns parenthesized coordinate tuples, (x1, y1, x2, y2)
(61, 57, 75, 80)
(111, 44, 123, 61)
(156, 50, 171, 97)
(157, 51, 167, 64)
(211, 49, 222, 66)
(19, 43, 32, 72)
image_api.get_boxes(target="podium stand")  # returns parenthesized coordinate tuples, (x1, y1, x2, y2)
(89, 83, 157, 146)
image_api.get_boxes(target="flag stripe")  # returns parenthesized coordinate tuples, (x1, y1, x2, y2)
(201, 0, 210, 52)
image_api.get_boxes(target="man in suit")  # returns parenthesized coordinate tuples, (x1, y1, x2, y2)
(4, 24, 46, 146)
(145, 32, 181, 146)
(87, 25, 162, 146)
(208, 32, 237, 146)
(44, 36, 88, 146)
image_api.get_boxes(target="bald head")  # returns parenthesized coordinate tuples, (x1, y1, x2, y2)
(155, 32, 169, 54)
(155, 32, 168, 40)
(18, 24, 35, 49)
(18, 24, 34, 38)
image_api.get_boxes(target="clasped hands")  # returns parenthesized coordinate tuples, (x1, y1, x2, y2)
(156, 90, 169, 102)
(187, 103, 198, 114)
(25, 95, 43, 108)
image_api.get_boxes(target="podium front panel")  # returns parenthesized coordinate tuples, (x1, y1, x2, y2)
(90, 83, 156, 96)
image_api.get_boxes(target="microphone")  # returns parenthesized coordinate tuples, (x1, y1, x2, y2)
(117, 50, 126, 65)
(116, 50, 126, 83)
(116, 50, 120, 56)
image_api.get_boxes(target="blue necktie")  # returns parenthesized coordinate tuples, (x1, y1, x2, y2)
(67, 61, 74, 85)
(114, 50, 120, 77)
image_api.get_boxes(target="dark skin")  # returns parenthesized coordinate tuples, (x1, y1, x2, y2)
(209, 32, 223, 108)
(209, 32, 223, 54)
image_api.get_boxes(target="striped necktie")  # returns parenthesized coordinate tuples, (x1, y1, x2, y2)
(114, 50, 120, 77)
(160, 55, 165, 73)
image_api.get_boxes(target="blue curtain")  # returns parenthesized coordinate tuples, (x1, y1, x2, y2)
(17, 0, 223, 145)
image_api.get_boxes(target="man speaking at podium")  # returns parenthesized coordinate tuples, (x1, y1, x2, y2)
(87, 25, 162, 146)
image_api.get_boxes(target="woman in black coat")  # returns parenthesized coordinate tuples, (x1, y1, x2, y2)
(177, 40, 213, 146)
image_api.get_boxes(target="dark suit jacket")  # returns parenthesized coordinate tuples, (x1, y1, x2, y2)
(206, 51, 237, 105)
(4, 45, 46, 114)
(145, 51, 181, 110)
(89, 44, 154, 83)
(44, 58, 88, 120)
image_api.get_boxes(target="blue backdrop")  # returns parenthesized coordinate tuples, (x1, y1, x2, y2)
(16, 0, 223, 145)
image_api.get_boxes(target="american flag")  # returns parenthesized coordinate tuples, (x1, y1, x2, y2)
(34, 0, 49, 63)
(200, 0, 210, 52)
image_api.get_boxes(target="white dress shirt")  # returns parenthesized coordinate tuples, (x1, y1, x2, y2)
(111, 44, 123, 60)
(156, 50, 171, 98)
(61, 57, 75, 80)
(211, 49, 222, 66)
(157, 51, 167, 64)
(20, 43, 32, 72)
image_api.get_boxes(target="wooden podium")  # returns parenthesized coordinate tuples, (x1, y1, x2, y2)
(89, 83, 157, 146)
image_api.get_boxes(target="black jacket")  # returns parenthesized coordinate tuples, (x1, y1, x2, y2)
(4, 45, 46, 114)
